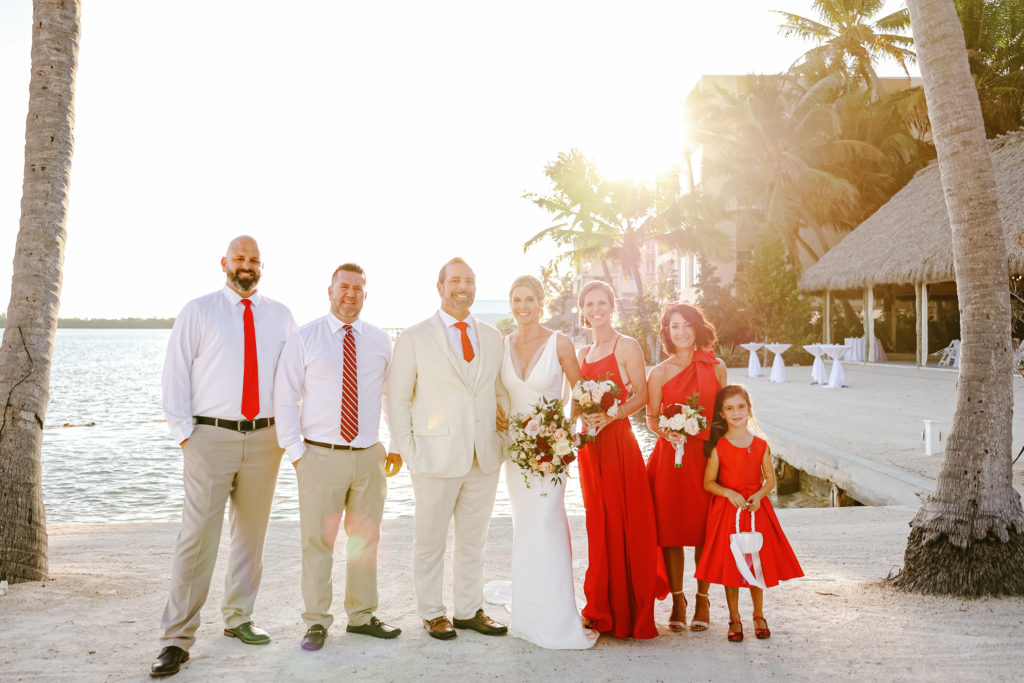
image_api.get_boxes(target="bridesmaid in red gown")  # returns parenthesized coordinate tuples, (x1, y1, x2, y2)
(695, 385, 803, 642)
(645, 304, 726, 633)
(575, 280, 667, 639)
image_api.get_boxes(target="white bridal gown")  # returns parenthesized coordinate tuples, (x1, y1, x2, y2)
(485, 333, 597, 649)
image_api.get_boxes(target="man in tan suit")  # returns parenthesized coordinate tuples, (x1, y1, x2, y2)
(389, 257, 509, 640)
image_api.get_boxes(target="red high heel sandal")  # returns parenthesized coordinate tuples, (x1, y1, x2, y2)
(727, 620, 744, 643)
(753, 616, 771, 639)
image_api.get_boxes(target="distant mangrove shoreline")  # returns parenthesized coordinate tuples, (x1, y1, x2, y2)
(0, 315, 173, 329)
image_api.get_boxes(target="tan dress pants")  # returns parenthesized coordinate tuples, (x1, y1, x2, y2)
(411, 459, 500, 621)
(159, 424, 283, 650)
(298, 442, 387, 629)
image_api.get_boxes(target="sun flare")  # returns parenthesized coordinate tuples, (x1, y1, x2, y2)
(591, 108, 690, 184)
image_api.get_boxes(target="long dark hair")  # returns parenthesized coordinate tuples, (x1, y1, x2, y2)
(703, 384, 755, 458)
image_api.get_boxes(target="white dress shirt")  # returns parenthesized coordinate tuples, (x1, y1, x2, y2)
(438, 309, 479, 358)
(162, 286, 297, 445)
(274, 314, 394, 463)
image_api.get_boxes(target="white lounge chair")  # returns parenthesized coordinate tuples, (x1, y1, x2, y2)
(932, 340, 960, 368)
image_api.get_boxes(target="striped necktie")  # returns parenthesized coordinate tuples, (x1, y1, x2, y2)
(340, 324, 358, 442)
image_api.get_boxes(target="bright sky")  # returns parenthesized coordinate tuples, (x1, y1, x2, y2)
(0, 1, 915, 327)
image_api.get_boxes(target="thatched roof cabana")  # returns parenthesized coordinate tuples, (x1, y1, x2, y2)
(799, 130, 1024, 293)
(797, 129, 1024, 365)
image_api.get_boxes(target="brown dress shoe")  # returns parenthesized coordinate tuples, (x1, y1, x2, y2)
(423, 615, 457, 640)
(452, 609, 508, 636)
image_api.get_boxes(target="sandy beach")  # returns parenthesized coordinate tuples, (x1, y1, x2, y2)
(3, 507, 1024, 682)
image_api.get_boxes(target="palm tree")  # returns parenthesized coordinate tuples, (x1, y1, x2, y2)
(0, 0, 81, 583)
(692, 73, 887, 268)
(523, 150, 728, 297)
(890, 0, 1024, 596)
(776, 0, 916, 99)
(954, 0, 1024, 135)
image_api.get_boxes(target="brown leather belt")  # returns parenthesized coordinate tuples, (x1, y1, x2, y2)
(303, 438, 379, 451)
(193, 416, 275, 432)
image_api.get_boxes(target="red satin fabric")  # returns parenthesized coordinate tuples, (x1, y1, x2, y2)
(578, 346, 668, 639)
(646, 349, 720, 547)
(240, 299, 259, 420)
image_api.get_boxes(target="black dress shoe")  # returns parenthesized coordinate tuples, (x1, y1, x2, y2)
(346, 616, 401, 639)
(452, 609, 508, 635)
(224, 621, 271, 645)
(301, 624, 327, 651)
(150, 646, 189, 678)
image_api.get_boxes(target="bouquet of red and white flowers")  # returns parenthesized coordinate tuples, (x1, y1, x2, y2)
(659, 393, 708, 468)
(507, 396, 579, 490)
(571, 374, 622, 443)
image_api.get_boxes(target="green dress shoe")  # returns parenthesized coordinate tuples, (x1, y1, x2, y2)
(224, 621, 271, 645)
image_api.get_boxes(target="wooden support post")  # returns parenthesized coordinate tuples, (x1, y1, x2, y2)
(915, 282, 923, 366)
(866, 285, 875, 363)
(824, 290, 832, 344)
(922, 282, 929, 365)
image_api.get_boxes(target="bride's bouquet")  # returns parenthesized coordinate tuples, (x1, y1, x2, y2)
(571, 374, 621, 443)
(507, 396, 578, 490)
(659, 393, 708, 468)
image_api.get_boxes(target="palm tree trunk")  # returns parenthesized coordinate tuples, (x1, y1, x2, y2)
(891, 0, 1024, 596)
(0, 0, 81, 583)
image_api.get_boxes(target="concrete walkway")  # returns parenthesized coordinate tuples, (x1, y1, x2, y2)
(2, 509, 1024, 681)
(733, 363, 1024, 505)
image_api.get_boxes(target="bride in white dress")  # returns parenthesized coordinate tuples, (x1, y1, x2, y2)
(485, 275, 597, 649)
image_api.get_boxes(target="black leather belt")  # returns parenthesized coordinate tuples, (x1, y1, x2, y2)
(304, 438, 375, 451)
(193, 416, 275, 432)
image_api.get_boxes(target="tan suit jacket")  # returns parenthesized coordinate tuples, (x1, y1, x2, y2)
(389, 313, 507, 478)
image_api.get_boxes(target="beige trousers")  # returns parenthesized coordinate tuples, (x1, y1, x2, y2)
(298, 442, 387, 629)
(159, 424, 283, 650)
(411, 460, 500, 620)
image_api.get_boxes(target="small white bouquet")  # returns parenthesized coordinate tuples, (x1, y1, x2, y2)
(571, 373, 621, 443)
(658, 393, 708, 468)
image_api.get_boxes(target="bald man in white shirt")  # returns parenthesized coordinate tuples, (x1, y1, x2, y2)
(151, 236, 296, 678)
(274, 263, 403, 651)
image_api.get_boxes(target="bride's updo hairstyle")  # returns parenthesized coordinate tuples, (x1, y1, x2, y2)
(509, 274, 546, 314)
(577, 280, 616, 328)
(660, 303, 717, 355)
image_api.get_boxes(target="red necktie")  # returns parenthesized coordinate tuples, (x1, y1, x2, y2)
(340, 324, 359, 442)
(455, 321, 474, 362)
(240, 299, 259, 420)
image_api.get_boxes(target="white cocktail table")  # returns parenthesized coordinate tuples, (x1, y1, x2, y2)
(740, 343, 764, 378)
(765, 343, 791, 383)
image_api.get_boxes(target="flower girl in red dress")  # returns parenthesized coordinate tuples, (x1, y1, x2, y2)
(694, 385, 803, 642)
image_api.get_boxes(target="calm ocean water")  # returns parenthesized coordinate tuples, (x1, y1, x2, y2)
(42, 330, 815, 524)
(42, 329, 612, 524)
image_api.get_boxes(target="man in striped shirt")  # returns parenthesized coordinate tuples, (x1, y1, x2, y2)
(274, 263, 403, 651)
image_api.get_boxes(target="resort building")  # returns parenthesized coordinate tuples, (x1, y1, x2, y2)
(798, 129, 1024, 365)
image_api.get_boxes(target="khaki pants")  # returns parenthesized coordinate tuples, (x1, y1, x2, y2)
(411, 460, 500, 620)
(298, 442, 387, 629)
(159, 424, 283, 650)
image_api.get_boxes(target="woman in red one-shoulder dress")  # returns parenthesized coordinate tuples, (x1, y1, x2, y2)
(574, 280, 668, 639)
(645, 303, 726, 633)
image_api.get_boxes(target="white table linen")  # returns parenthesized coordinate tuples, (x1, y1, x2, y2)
(821, 344, 849, 388)
(803, 344, 829, 384)
(765, 343, 791, 383)
(844, 337, 888, 363)
(740, 342, 764, 378)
